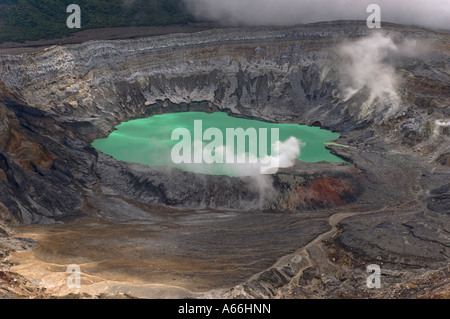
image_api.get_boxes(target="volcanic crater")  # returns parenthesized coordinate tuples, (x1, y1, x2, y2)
(0, 21, 448, 298)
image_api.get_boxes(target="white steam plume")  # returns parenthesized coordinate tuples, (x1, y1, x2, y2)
(183, 0, 450, 30)
(260, 137, 303, 175)
(336, 32, 430, 118)
(179, 137, 304, 176)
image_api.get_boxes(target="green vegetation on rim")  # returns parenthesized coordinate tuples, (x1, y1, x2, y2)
(0, 0, 196, 43)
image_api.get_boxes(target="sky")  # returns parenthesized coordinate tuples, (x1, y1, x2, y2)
(183, 0, 450, 30)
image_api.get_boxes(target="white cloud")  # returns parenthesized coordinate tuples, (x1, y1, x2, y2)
(183, 0, 450, 30)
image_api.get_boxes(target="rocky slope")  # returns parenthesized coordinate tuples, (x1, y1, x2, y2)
(0, 21, 448, 298)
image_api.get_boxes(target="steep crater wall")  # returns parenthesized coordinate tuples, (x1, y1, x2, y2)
(0, 22, 448, 223)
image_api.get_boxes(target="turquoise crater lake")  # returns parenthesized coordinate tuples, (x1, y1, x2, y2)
(92, 112, 344, 176)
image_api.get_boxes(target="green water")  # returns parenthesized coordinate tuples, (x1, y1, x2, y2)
(92, 112, 344, 176)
